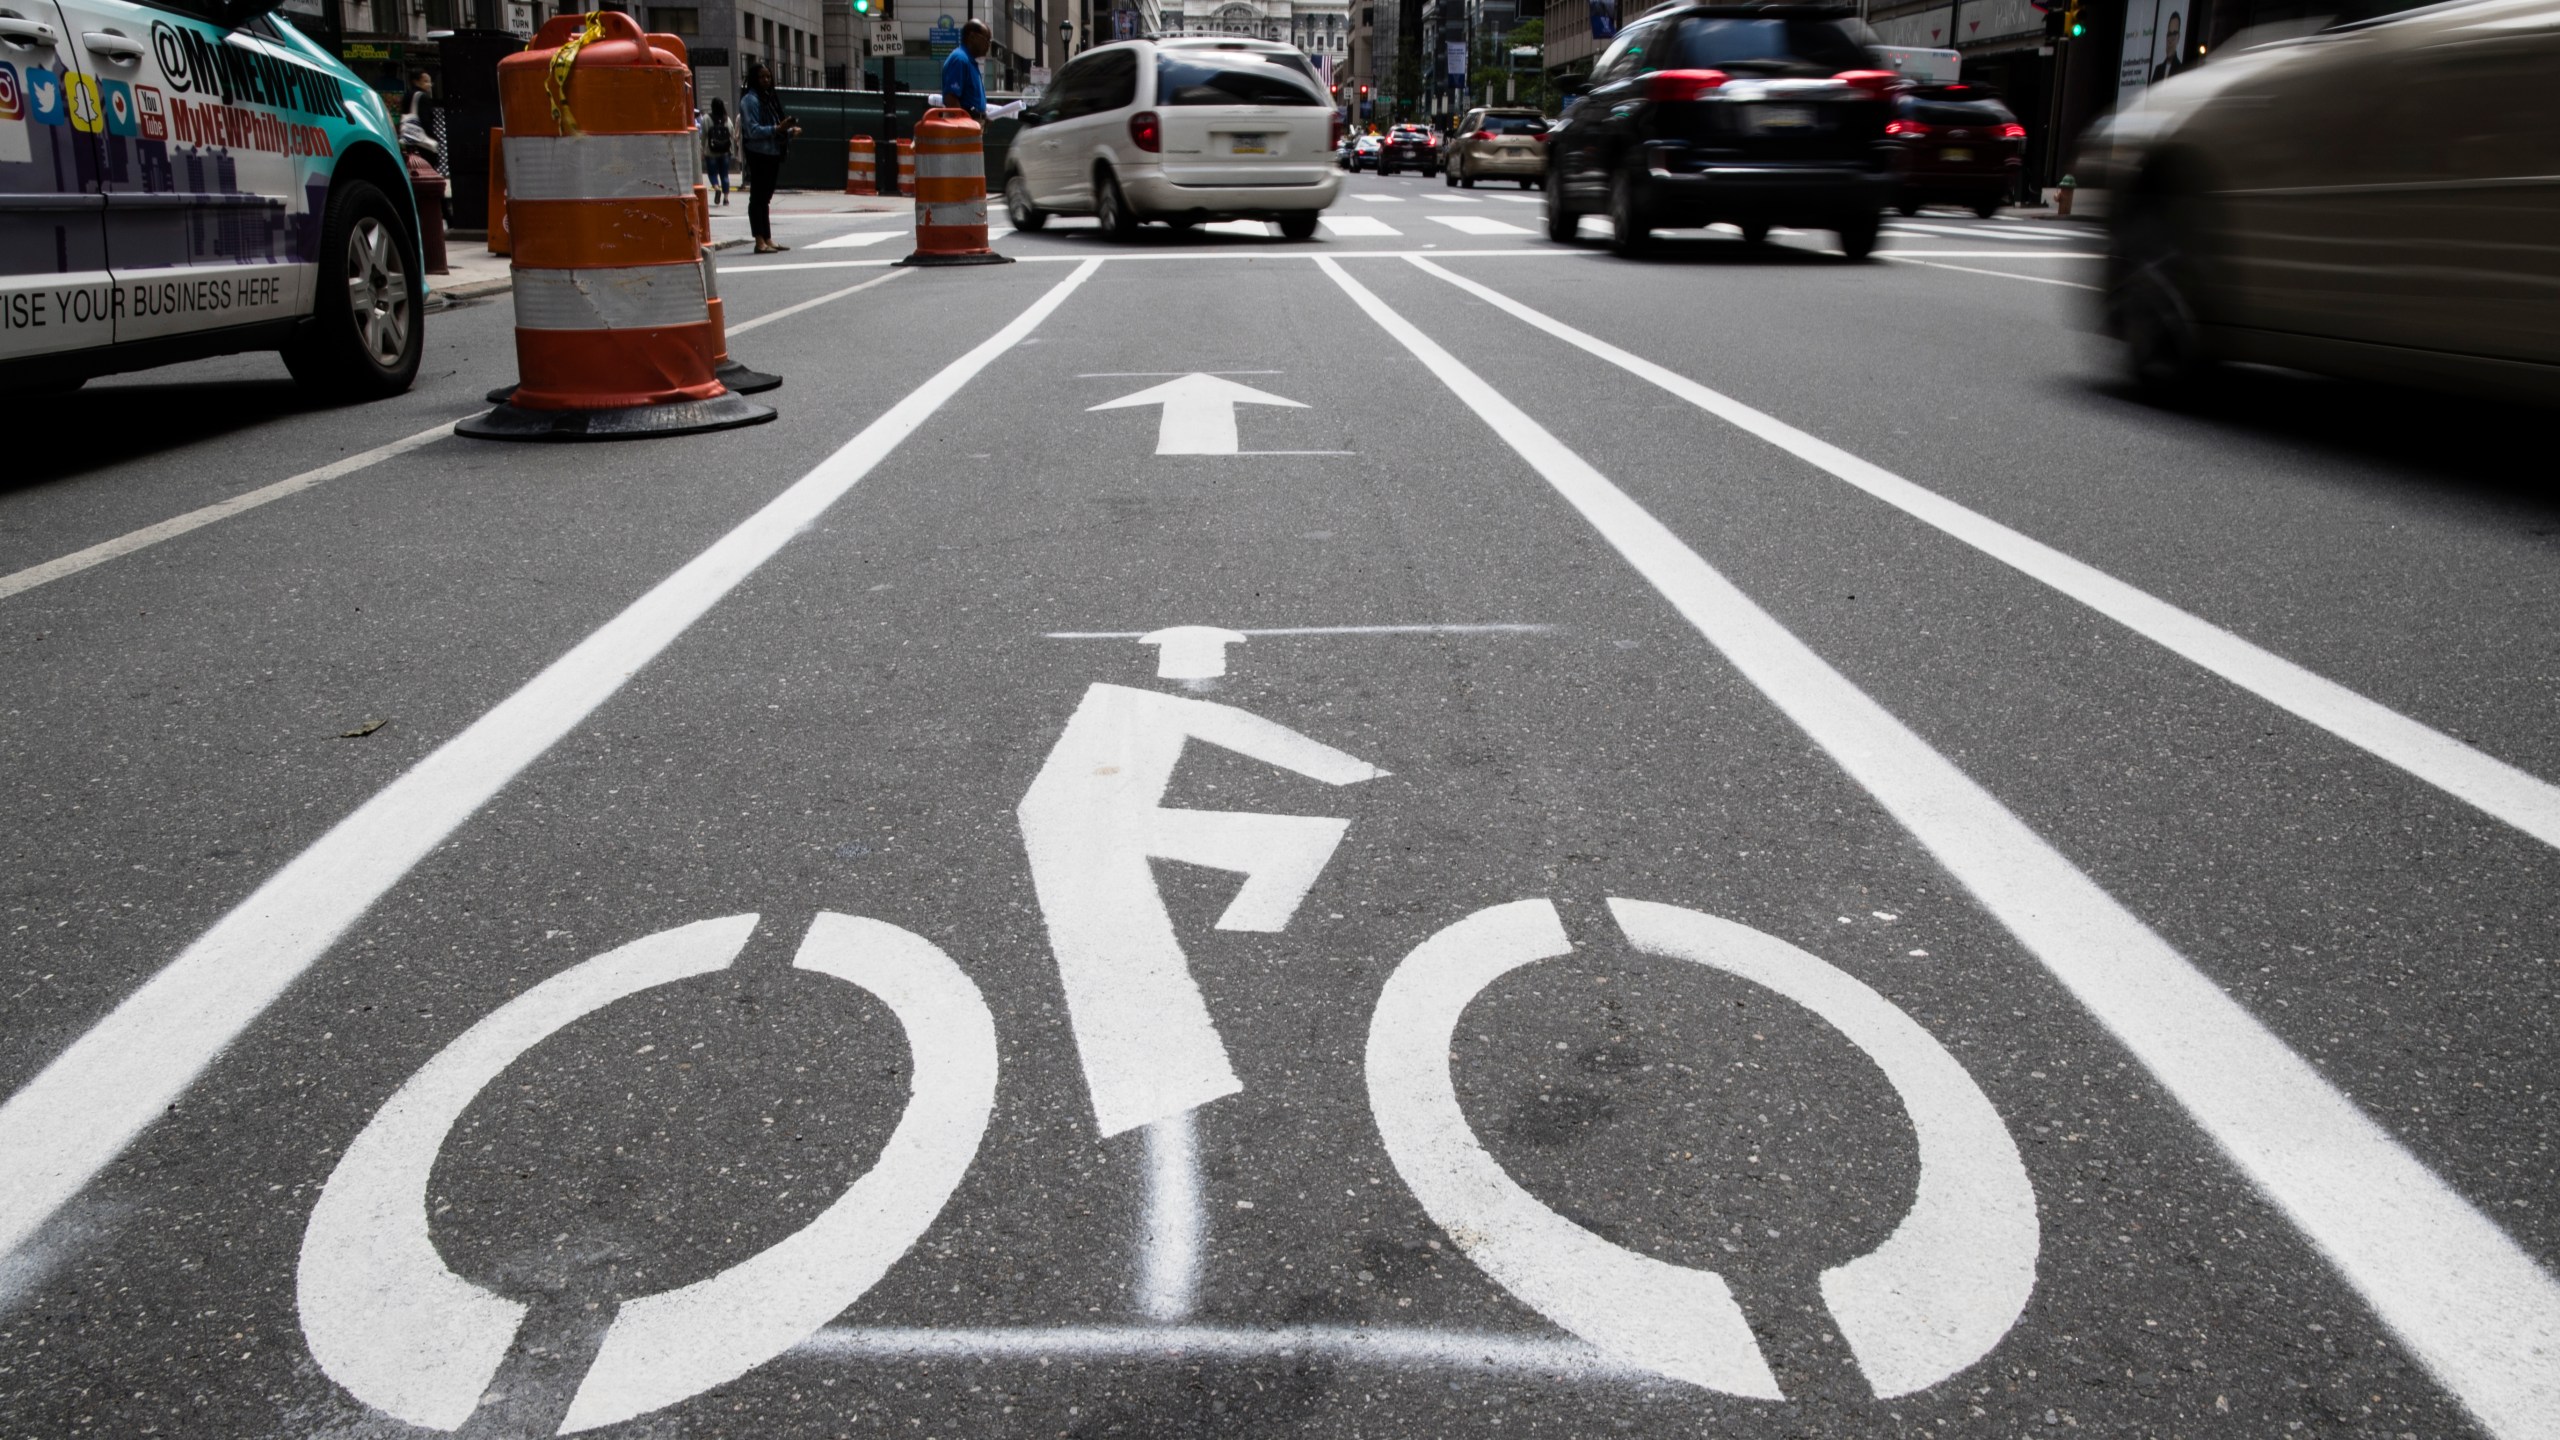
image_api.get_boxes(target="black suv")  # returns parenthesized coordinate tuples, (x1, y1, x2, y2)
(1545, 4, 1899, 257)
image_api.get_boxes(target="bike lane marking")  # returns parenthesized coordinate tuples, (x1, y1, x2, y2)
(0, 258, 1106, 1271)
(1407, 258, 2560, 851)
(1319, 255, 2560, 1440)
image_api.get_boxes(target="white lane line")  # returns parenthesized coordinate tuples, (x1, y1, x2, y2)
(725, 268, 907, 335)
(1137, 1112, 1202, 1321)
(1430, 215, 1533, 236)
(1875, 249, 2103, 259)
(1046, 622, 1550, 638)
(0, 421, 455, 604)
(1887, 221, 2079, 244)
(1354, 193, 1407, 202)
(0, 258, 1107, 1271)
(722, 257, 902, 273)
(795, 1323, 1652, 1377)
(1489, 193, 1541, 203)
(804, 230, 901, 249)
(1320, 214, 1402, 237)
(1417, 257, 2560, 851)
(718, 248, 1597, 272)
(1338, 254, 2560, 1440)
(1879, 255, 2101, 289)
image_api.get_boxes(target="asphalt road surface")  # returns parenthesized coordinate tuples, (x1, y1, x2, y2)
(5, 165, 2559, 1440)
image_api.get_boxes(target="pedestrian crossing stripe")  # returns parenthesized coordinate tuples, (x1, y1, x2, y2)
(1430, 215, 1533, 236)
(1319, 215, 1399, 237)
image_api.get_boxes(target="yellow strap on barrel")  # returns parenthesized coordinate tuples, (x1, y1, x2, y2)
(546, 12, 607, 134)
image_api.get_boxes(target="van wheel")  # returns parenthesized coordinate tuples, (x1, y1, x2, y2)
(1836, 213, 1880, 260)
(1096, 170, 1139, 241)
(1005, 170, 1047, 230)
(1608, 163, 1651, 257)
(2116, 191, 2216, 399)
(283, 178, 422, 401)
(1973, 196, 2003, 219)
(1278, 210, 1319, 241)
(1545, 164, 1580, 243)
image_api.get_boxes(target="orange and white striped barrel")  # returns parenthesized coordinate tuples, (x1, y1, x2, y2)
(460, 11, 770, 439)
(900, 108, 1009, 266)
(846, 136, 878, 195)
(895, 138, 915, 196)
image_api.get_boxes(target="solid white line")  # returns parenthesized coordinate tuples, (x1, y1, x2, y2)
(1138, 1112, 1201, 1321)
(1319, 214, 1401, 237)
(721, 257, 903, 274)
(1876, 249, 2104, 259)
(1415, 258, 2560, 854)
(1430, 215, 1533, 236)
(0, 421, 454, 603)
(1879, 255, 2101, 289)
(804, 229, 901, 249)
(716, 248, 1588, 272)
(0, 258, 1107, 1271)
(1045, 623, 1551, 638)
(726, 268, 907, 335)
(793, 1323, 1651, 1376)
(1331, 253, 2560, 1440)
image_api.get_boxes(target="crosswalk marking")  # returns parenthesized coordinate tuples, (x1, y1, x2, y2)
(1887, 221, 2078, 245)
(806, 230, 900, 249)
(1199, 220, 1271, 237)
(1355, 194, 1406, 202)
(1490, 194, 1541, 204)
(1320, 214, 1401, 237)
(1431, 215, 1533, 236)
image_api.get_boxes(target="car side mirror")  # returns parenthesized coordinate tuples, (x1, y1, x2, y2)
(1017, 108, 1045, 126)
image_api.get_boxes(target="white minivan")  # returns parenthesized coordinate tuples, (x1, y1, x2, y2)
(1001, 39, 1340, 240)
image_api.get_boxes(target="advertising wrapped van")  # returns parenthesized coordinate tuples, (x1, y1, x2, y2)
(0, 0, 421, 397)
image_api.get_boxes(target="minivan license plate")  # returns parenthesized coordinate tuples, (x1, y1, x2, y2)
(1753, 106, 1816, 132)
(1231, 133, 1269, 155)
(1941, 146, 1974, 162)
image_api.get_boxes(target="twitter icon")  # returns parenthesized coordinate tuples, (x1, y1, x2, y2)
(27, 65, 65, 126)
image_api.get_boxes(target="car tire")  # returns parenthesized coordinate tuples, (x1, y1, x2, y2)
(1545, 163, 1580, 243)
(1380, 162, 1395, 176)
(1739, 220, 1771, 246)
(1096, 170, 1139, 242)
(1973, 196, 2002, 219)
(1608, 162, 1651, 257)
(1895, 200, 1920, 216)
(1278, 210, 1319, 241)
(2115, 190, 2217, 399)
(281, 178, 422, 402)
(1836, 213, 1880, 260)
(1444, 163, 1457, 187)
(1460, 167, 1475, 188)
(1520, 178, 1536, 189)
(1005, 169, 1047, 231)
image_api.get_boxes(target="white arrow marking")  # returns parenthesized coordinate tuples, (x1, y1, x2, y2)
(1089, 373, 1308, 455)
(1138, 625, 1247, 679)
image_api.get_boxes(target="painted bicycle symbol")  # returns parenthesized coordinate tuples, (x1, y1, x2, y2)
(297, 674, 2038, 1432)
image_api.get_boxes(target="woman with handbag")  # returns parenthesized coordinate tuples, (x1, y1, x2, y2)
(738, 63, 802, 253)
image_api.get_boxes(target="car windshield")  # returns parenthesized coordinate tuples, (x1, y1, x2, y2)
(1476, 114, 1546, 134)
(1662, 17, 1874, 74)
(1155, 53, 1327, 106)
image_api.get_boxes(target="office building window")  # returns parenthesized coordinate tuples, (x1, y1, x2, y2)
(647, 5, 697, 33)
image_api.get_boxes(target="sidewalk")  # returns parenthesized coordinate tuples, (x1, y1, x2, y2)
(423, 189, 895, 305)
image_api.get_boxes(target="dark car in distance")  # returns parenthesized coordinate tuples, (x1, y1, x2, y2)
(1888, 83, 2026, 216)
(1545, 3, 1900, 257)
(1378, 125, 1443, 175)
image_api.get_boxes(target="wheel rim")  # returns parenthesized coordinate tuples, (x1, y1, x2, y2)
(346, 215, 408, 369)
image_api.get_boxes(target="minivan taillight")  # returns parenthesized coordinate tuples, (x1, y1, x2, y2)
(1130, 110, 1161, 152)
(1835, 69, 1908, 98)
(1884, 119, 1931, 138)
(1644, 68, 1728, 102)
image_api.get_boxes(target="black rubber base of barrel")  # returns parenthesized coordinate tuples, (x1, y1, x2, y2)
(455, 391, 777, 441)
(895, 251, 1015, 267)
(716, 358, 784, 394)
(486, 357, 782, 405)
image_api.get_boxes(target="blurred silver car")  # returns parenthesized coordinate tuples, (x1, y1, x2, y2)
(2093, 0, 2560, 404)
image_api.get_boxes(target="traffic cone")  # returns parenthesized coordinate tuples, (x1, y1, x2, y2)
(460, 11, 773, 441)
(846, 135, 877, 196)
(895, 138, 915, 197)
(898, 108, 1010, 267)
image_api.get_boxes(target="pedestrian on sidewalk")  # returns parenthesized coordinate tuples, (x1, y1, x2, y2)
(941, 19, 991, 126)
(704, 98, 734, 207)
(739, 63, 801, 253)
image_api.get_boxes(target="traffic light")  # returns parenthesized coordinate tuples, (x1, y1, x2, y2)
(854, 0, 871, 12)
(1360, 82, 1371, 99)
(2063, 0, 2084, 35)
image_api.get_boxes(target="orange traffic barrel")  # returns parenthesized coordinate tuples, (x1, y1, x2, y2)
(895, 138, 915, 197)
(846, 135, 877, 196)
(898, 108, 1010, 267)
(460, 10, 773, 441)
(486, 127, 510, 255)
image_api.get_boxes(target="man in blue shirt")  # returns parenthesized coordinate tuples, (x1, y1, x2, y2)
(940, 19, 991, 125)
